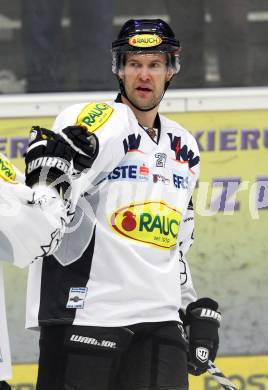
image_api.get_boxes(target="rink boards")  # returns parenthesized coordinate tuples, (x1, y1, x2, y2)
(8, 356, 268, 390)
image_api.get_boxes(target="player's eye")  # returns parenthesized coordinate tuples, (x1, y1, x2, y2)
(128, 61, 140, 68)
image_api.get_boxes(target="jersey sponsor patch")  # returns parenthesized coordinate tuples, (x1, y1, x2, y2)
(152, 173, 170, 185)
(110, 201, 181, 249)
(0, 154, 16, 183)
(66, 287, 88, 309)
(76, 102, 114, 133)
(168, 133, 200, 170)
(108, 161, 150, 181)
(123, 133, 142, 153)
(173, 173, 189, 189)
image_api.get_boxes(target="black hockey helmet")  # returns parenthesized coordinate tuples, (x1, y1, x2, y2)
(112, 19, 181, 75)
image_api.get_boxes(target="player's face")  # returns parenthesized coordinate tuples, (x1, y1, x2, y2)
(120, 53, 172, 110)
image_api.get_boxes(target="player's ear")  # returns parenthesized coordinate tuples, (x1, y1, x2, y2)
(166, 69, 174, 82)
(118, 69, 124, 80)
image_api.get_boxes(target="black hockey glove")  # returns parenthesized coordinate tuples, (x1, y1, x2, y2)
(60, 125, 99, 172)
(185, 297, 221, 376)
(25, 125, 99, 198)
(0, 381, 11, 390)
(25, 126, 73, 199)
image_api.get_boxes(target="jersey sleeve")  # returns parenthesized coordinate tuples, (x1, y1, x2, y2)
(0, 181, 68, 268)
(0, 153, 70, 267)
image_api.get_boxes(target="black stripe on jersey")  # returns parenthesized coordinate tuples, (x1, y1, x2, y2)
(154, 114, 161, 144)
(38, 226, 96, 326)
(187, 197, 193, 210)
(138, 114, 161, 145)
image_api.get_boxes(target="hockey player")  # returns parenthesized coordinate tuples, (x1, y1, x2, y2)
(25, 19, 221, 390)
(0, 127, 98, 389)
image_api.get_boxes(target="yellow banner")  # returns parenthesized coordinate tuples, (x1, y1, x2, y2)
(190, 356, 268, 390)
(8, 356, 268, 389)
(0, 117, 53, 171)
(167, 110, 268, 358)
(9, 364, 37, 389)
(167, 110, 268, 219)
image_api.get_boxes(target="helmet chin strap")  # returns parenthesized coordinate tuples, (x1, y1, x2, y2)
(118, 77, 171, 112)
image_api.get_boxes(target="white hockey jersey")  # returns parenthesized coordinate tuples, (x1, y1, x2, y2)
(26, 101, 200, 329)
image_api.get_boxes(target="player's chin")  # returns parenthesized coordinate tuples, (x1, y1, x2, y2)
(134, 95, 157, 109)
(135, 99, 155, 111)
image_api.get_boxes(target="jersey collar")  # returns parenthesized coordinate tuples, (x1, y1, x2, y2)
(115, 94, 161, 144)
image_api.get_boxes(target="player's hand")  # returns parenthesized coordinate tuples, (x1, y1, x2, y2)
(0, 380, 12, 390)
(25, 126, 73, 199)
(186, 297, 221, 376)
(60, 125, 99, 172)
(25, 125, 99, 197)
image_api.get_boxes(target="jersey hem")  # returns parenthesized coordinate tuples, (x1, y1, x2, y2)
(26, 314, 181, 329)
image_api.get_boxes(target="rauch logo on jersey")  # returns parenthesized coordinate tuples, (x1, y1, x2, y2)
(110, 201, 181, 249)
(0, 155, 16, 183)
(76, 102, 114, 133)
